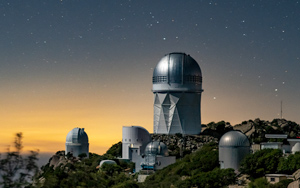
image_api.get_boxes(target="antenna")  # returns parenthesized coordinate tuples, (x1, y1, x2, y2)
(280, 100, 283, 119)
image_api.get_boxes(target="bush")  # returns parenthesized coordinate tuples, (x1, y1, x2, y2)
(240, 149, 283, 178)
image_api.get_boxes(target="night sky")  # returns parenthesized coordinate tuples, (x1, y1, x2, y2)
(1, 0, 300, 154)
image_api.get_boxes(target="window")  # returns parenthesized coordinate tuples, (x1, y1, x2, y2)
(184, 75, 202, 84)
(270, 178, 275, 182)
(153, 76, 167, 83)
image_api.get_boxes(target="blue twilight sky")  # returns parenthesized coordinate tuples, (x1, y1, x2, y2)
(0, 0, 300, 154)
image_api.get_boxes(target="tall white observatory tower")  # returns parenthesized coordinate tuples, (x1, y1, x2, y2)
(152, 52, 203, 135)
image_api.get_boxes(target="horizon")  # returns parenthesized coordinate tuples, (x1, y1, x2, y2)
(1, 117, 298, 157)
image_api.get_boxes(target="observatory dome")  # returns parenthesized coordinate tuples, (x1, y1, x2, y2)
(292, 142, 300, 154)
(145, 141, 168, 156)
(152, 52, 203, 92)
(219, 131, 250, 147)
(99, 160, 117, 168)
(219, 130, 250, 171)
(66, 127, 88, 144)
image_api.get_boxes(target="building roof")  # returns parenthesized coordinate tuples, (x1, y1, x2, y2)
(123, 126, 150, 134)
(265, 134, 288, 139)
(145, 141, 168, 156)
(261, 142, 283, 145)
(265, 174, 292, 178)
(219, 131, 250, 147)
(66, 127, 88, 144)
(152, 52, 203, 92)
(99, 160, 117, 167)
(287, 139, 300, 142)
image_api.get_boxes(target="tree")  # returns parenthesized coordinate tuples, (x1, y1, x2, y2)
(0, 133, 39, 188)
(248, 177, 270, 188)
(189, 168, 236, 188)
(105, 142, 122, 158)
(142, 143, 224, 187)
(277, 152, 300, 174)
(239, 149, 283, 179)
(248, 178, 293, 188)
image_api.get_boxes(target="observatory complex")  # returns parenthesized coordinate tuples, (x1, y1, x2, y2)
(152, 52, 203, 135)
(121, 126, 175, 172)
(65, 127, 89, 158)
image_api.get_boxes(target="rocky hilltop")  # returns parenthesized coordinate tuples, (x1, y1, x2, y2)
(233, 118, 300, 143)
(150, 118, 300, 157)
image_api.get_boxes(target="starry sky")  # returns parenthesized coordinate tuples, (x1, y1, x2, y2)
(1, 0, 300, 155)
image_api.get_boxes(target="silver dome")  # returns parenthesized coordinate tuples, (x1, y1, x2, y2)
(99, 160, 117, 167)
(292, 142, 300, 153)
(152, 52, 203, 92)
(66, 127, 88, 144)
(145, 141, 168, 156)
(219, 131, 250, 147)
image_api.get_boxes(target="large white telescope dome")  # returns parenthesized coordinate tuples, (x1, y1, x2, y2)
(152, 52, 203, 92)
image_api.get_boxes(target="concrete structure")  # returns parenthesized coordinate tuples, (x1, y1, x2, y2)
(219, 131, 250, 171)
(122, 126, 152, 160)
(261, 142, 282, 150)
(265, 134, 288, 139)
(141, 141, 176, 171)
(260, 142, 291, 153)
(122, 126, 176, 173)
(251, 144, 261, 153)
(65, 127, 89, 158)
(152, 52, 203, 135)
(257, 135, 300, 154)
(258, 134, 291, 153)
(265, 174, 293, 184)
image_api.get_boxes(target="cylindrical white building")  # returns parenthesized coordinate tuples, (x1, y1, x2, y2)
(65, 127, 89, 158)
(219, 131, 250, 171)
(152, 52, 203, 135)
(122, 126, 152, 159)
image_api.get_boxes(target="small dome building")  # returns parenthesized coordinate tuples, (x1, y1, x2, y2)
(292, 142, 300, 154)
(99, 160, 117, 168)
(219, 131, 250, 171)
(144, 141, 168, 156)
(65, 127, 89, 158)
(141, 141, 175, 171)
